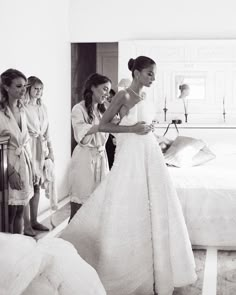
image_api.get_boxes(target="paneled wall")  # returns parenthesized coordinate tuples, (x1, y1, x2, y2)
(119, 40, 236, 124)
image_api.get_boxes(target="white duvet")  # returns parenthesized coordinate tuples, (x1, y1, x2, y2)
(0, 233, 106, 295)
(168, 154, 236, 247)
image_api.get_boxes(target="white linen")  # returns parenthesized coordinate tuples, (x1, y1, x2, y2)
(0, 233, 106, 295)
(169, 154, 236, 247)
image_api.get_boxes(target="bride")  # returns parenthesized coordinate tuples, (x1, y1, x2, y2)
(61, 56, 197, 295)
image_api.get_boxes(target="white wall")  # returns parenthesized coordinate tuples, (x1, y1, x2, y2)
(1, 0, 235, 212)
(69, 0, 236, 125)
(0, 0, 71, 213)
(69, 0, 236, 41)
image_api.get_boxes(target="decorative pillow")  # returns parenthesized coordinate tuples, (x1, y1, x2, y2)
(164, 136, 214, 167)
(192, 145, 216, 166)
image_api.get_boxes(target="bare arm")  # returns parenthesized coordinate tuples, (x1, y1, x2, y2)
(98, 91, 131, 133)
(71, 104, 99, 145)
(98, 91, 152, 135)
(85, 125, 99, 136)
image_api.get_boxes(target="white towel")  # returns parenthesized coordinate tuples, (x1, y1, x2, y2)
(41, 159, 58, 211)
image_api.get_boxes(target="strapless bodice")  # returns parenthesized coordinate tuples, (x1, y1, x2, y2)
(119, 99, 153, 126)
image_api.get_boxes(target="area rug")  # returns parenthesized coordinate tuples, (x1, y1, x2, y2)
(173, 249, 206, 295)
(217, 250, 236, 295)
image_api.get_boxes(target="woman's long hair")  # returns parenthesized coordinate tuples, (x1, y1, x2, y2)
(24, 76, 43, 106)
(0, 68, 26, 117)
(83, 73, 111, 123)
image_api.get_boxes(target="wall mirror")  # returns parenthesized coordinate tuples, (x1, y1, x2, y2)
(175, 74, 206, 101)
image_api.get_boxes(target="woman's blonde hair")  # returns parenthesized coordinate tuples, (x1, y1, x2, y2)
(24, 76, 44, 105)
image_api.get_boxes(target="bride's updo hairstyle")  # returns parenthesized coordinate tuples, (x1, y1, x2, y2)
(128, 56, 156, 78)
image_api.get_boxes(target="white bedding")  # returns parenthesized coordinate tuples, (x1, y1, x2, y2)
(168, 154, 236, 247)
(0, 234, 106, 295)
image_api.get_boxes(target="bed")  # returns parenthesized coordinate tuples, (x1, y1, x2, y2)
(157, 126, 236, 248)
(169, 153, 236, 247)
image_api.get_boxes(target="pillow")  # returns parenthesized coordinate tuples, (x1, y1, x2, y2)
(192, 145, 216, 166)
(164, 136, 214, 167)
(209, 143, 236, 156)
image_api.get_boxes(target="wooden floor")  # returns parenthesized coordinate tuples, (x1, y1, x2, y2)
(35, 197, 70, 240)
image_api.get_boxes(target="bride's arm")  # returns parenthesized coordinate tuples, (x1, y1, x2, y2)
(98, 91, 131, 133)
(99, 91, 152, 135)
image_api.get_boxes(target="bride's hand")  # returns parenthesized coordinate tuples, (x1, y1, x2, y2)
(131, 121, 152, 135)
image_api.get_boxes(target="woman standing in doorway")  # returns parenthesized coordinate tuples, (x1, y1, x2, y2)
(68, 73, 111, 221)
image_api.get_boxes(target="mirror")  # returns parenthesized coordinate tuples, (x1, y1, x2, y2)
(175, 74, 206, 101)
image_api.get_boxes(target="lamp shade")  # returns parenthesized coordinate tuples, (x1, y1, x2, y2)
(117, 78, 131, 88)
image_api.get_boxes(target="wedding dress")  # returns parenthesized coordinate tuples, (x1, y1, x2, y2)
(60, 97, 197, 295)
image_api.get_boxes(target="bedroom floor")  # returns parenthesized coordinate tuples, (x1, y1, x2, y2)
(36, 199, 236, 295)
(173, 247, 236, 295)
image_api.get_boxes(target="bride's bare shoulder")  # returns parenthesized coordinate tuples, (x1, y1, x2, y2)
(115, 89, 130, 105)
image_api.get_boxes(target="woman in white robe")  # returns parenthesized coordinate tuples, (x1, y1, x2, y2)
(0, 69, 33, 234)
(23, 76, 54, 236)
(68, 73, 111, 220)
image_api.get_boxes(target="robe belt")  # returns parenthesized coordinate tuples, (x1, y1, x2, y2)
(8, 142, 32, 185)
(91, 146, 106, 184)
(29, 131, 47, 171)
(8, 142, 28, 157)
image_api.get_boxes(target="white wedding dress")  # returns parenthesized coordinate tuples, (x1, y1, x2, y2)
(60, 97, 197, 295)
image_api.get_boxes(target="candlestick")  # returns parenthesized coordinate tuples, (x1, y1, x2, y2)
(163, 107, 168, 122)
(182, 98, 188, 114)
(223, 96, 226, 122)
(184, 113, 188, 123)
(181, 98, 188, 123)
(163, 96, 168, 121)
